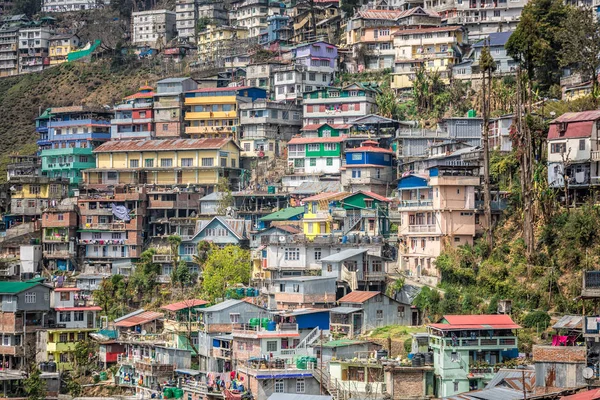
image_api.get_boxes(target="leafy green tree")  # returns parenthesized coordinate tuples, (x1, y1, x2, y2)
(506, 0, 567, 91)
(130, 249, 161, 302)
(557, 6, 600, 104)
(24, 366, 46, 400)
(375, 86, 404, 120)
(202, 245, 251, 301)
(193, 241, 212, 273)
(413, 287, 442, 323)
(171, 261, 193, 290)
(12, 0, 41, 17)
(73, 340, 98, 375)
(93, 275, 129, 320)
(63, 372, 82, 397)
(216, 178, 234, 216)
(167, 234, 182, 272)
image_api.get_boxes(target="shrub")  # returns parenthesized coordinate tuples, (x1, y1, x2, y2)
(522, 310, 550, 329)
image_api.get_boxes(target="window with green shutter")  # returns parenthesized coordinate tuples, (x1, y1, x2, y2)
(326, 158, 333, 166)
(310, 158, 316, 166)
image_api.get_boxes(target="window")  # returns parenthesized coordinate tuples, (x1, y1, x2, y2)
(324, 143, 337, 151)
(398, 306, 405, 317)
(267, 341, 278, 352)
(59, 333, 68, 342)
(181, 158, 193, 167)
(93, 232, 102, 239)
(60, 292, 70, 301)
(580, 139, 586, 151)
(74, 311, 84, 321)
(112, 233, 122, 239)
(293, 284, 300, 293)
(25, 292, 36, 304)
(453, 382, 459, 392)
(284, 248, 300, 261)
(351, 153, 362, 161)
(183, 244, 195, 254)
(57, 213, 64, 221)
(201, 158, 214, 167)
(160, 158, 173, 167)
(229, 313, 240, 323)
(296, 379, 305, 393)
(59, 312, 71, 322)
(77, 332, 85, 341)
(145, 159, 154, 167)
(29, 185, 40, 195)
(309, 73, 316, 80)
(311, 248, 322, 261)
(308, 144, 320, 152)
(130, 159, 139, 168)
(352, 169, 361, 178)
(163, 124, 169, 131)
(244, 143, 251, 151)
(274, 379, 284, 393)
(372, 260, 382, 273)
(310, 158, 316, 166)
(60, 353, 69, 363)
(550, 143, 566, 153)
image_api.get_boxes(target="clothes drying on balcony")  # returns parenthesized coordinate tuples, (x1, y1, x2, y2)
(111, 203, 131, 222)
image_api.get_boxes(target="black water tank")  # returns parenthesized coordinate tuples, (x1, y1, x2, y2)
(376, 349, 388, 360)
(424, 352, 434, 365)
(47, 361, 57, 372)
(39, 362, 47, 372)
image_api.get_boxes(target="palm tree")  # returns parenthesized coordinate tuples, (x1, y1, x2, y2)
(167, 235, 182, 273)
(192, 241, 212, 275)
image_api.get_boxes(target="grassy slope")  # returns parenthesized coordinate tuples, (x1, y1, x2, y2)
(0, 61, 166, 181)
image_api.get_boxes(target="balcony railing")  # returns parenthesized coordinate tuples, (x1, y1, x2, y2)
(398, 200, 433, 208)
(408, 224, 437, 233)
(232, 322, 298, 335)
(153, 254, 173, 263)
(592, 151, 600, 161)
(431, 336, 517, 348)
(83, 222, 127, 231)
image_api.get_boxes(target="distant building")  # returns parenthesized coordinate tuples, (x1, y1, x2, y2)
(176, 0, 227, 43)
(48, 33, 79, 65)
(18, 24, 54, 74)
(453, 31, 517, 80)
(42, 0, 104, 12)
(0, 26, 20, 77)
(111, 86, 155, 140)
(153, 77, 198, 139)
(132, 10, 177, 49)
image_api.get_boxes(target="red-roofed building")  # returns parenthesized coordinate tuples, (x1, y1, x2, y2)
(112, 86, 156, 140)
(547, 111, 600, 191)
(342, 140, 396, 195)
(428, 314, 520, 397)
(331, 291, 414, 337)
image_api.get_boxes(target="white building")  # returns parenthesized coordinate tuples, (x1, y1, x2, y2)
(230, 0, 284, 38)
(18, 25, 53, 74)
(42, 0, 104, 12)
(273, 64, 334, 103)
(176, 0, 227, 42)
(132, 10, 177, 48)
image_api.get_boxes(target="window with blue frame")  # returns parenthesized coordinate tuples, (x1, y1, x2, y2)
(352, 169, 361, 178)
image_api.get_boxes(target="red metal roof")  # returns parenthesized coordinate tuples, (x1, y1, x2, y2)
(349, 190, 392, 203)
(93, 138, 234, 153)
(124, 92, 155, 100)
(114, 311, 163, 327)
(548, 121, 594, 140)
(301, 124, 352, 131)
(161, 299, 208, 312)
(274, 225, 303, 234)
(54, 287, 81, 292)
(551, 110, 600, 123)
(562, 389, 600, 400)
(393, 25, 462, 36)
(288, 136, 345, 145)
(302, 192, 348, 202)
(430, 314, 521, 330)
(55, 306, 102, 311)
(338, 291, 381, 303)
(346, 145, 395, 154)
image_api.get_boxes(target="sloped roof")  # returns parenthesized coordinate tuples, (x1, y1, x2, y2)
(343, 190, 391, 203)
(0, 281, 45, 294)
(552, 315, 583, 330)
(259, 206, 305, 222)
(562, 389, 600, 400)
(292, 181, 341, 195)
(161, 299, 209, 312)
(199, 192, 225, 201)
(319, 248, 368, 262)
(114, 310, 163, 327)
(199, 299, 250, 312)
(187, 86, 252, 93)
(93, 138, 235, 153)
(194, 216, 249, 240)
(288, 136, 344, 144)
(430, 314, 521, 330)
(338, 291, 380, 303)
(548, 121, 595, 140)
(301, 124, 352, 131)
(302, 192, 349, 202)
(472, 31, 512, 48)
(551, 110, 600, 123)
(393, 25, 463, 36)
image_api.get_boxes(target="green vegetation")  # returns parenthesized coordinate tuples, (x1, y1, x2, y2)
(23, 366, 46, 400)
(370, 325, 426, 340)
(202, 245, 251, 302)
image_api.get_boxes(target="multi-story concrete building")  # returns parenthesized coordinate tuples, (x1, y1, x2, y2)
(302, 83, 380, 126)
(453, 31, 517, 80)
(154, 77, 198, 139)
(259, 14, 291, 45)
(83, 138, 242, 194)
(245, 61, 286, 94)
(176, 0, 227, 43)
(42, 0, 104, 12)
(41, 200, 78, 272)
(346, 8, 441, 71)
(131, 10, 177, 48)
(230, 0, 284, 38)
(0, 26, 20, 77)
(428, 314, 520, 397)
(9, 176, 69, 223)
(424, 0, 526, 41)
(37, 287, 101, 371)
(341, 140, 396, 195)
(196, 25, 250, 66)
(239, 100, 302, 159)
(39, 106, 112, 194)
(111, 86, 155, 140)
(18, 24, 54, 74)
(391, 26, 465, 91)
(48, 33, 79, 65)
(396, 166, 479, 285)
(77, 190, 147, 276)
(184, 86, 267, 140)
(287, 135, 343, 177)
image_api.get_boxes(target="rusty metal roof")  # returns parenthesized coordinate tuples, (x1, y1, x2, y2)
(552, 315, 583, 330)
(93, 138, 235, 153)
(338, 291, 381, 303)
(161, 299, 209, 312)
(551, 110, 600, 123)
(114, 311, 163, 327)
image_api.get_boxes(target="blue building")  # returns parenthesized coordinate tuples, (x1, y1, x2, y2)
(341, 140, 396, 195)
(37, 106, 112, 193)
(260, 15, 292, 45)
(453, 31, 517, 80)
(179, 216, 252, 260)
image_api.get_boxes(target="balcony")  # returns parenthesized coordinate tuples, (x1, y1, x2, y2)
(232, 322, 299, 337)
(407, 224, 437, 233)
(153, 254, 173, 263)
(186, 111, 237, 120)
(398, 200, 433, 209)
(430, 335, 517, 349)
(211, 347, 232, 359)
(185, 126, 234, 135)
(114, 102, 153, 110)
(592, 151, 600, 161)
(43, 250, 73, 258)
(582, 271, 600, 298)
(43, 236, 69, 243)
(111, 130, 154, 139)
(82, 222, 127, 231)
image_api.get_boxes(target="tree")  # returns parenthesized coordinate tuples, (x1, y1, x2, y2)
(506, 0, 567, 91)
(558, 6, 600, 105)
(23, 366, 46, 400)
(130, 249, 161, 302)
(202, 245, 251, 301)
(73, 340, 98, 376)
(216, 178, 234, 216)
(12, 0, 41, 17)
(167, 234, 182, 273)
(192, 241, 212, 273)
(93, 274, 129, 320)
(171, 261, 193, 290)
(376, 86, 403, 121)
(480, 41, 495, 248)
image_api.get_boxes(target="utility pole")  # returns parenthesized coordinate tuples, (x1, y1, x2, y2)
(522, 367, 527, 400)
(319, 329, 323, 395)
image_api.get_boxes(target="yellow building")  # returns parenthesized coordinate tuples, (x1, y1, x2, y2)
(48, 34, 80, 65)
(184, 87, 268, 140)
(197, 25, 249, 65)
(391, 26, 465, 91)
(301, 192, 348, 239)
(83, 138, 242, 193)
(9, 176, 69, 222)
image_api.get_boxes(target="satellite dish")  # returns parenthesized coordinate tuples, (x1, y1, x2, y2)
(583, 367, 594, 380)
(279, 236, 286, 242)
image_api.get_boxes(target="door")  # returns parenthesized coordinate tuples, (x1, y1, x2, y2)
(87, 312, 94, 328)
(352, 313, 362, 336)
(177, 171, 182, 184)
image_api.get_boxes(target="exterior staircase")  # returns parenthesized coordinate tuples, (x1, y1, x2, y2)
(313, 365, 355, 400)
(343, 211, 362, 235)
(295, 326, 321, 354)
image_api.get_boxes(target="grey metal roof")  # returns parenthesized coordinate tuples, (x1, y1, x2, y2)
(329, 306, 362, 314)
(198, 299, 244, 312)
(485, 368, 535, 391)
(158, 77, 193, 83)
(292, 181, 340, 195)
(199, 192, 225, 201)
(268, 394, 332, 400)
(394, 284, 421, 305)
(319, 248, 368, 262)
(552, 315, 583, 330)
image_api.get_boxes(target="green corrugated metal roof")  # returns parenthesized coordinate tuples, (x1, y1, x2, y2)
(36, 108, 52, 120)
(259, 207, 305, 222)
(320, 339, 370, 348)
(0, 281, 41, 294)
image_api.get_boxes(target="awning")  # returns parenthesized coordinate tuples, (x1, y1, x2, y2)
(329, 306, 362, 315)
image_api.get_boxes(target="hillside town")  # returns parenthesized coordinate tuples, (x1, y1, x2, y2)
(0, 0, 600, 398)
